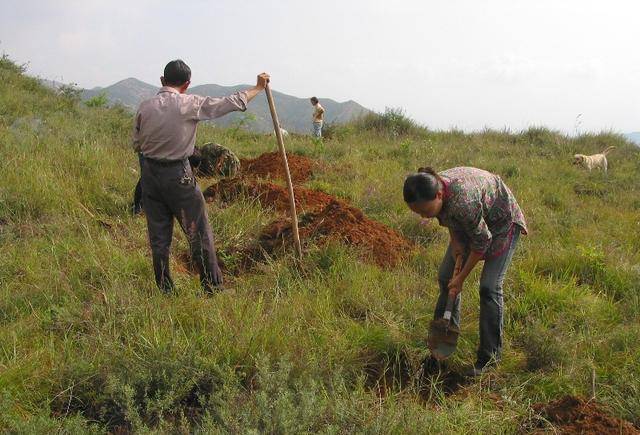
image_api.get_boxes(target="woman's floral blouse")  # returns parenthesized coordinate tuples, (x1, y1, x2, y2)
(436, 167, 528, 258)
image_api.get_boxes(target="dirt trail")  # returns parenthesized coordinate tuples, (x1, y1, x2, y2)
(240, 151, 317, 183)
(530, 396, 639, 434)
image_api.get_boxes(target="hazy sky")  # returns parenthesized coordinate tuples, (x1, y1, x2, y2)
(1, 0, 638, 133)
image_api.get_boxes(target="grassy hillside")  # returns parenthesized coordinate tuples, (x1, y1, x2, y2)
(1, 55, 640, 433)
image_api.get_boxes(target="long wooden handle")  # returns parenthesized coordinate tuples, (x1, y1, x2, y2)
(264, 83, 303, 259)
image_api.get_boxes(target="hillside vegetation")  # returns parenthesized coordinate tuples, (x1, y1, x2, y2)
(1, 55, 639, 433)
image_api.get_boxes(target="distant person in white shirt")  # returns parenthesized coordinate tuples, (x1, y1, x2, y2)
(310, 96, 324, 138)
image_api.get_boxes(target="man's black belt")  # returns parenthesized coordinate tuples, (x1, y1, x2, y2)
(143, 156, 188, 167)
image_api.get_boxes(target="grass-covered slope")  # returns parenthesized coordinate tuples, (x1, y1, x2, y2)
(1, 55, 639, 433)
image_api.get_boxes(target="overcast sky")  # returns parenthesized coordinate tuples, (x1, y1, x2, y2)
(1, 0, 638, 133)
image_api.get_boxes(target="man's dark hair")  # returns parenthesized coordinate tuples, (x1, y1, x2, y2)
(403, 167, 442, 203)
(310, 96, 319, 104)
(163, 59, 191, 86)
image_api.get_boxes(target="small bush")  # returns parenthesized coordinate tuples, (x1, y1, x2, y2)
(84, 92, 109, 108)
(51, 355, 229, 432)
(352, 108, 426, 137)
(519, 127, 564, 148)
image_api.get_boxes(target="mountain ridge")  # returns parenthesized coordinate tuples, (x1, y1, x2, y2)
(81, 78, 371, 133)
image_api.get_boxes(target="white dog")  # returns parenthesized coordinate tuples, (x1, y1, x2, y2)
(271, 127, 289, 137)
(573, 146, 615, 172)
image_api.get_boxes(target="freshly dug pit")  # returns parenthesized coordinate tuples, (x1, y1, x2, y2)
(202, 178, 335, 213)
(246, 200, 414, 268)
(530, 395, 639, 434)
(417, 358, 467, 398)
(420, 370, 466, 397)
(363, 349, 412, 397)
(240, 152, 316, 183)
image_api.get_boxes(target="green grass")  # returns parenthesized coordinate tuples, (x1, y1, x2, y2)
(1, 54, 640, 433)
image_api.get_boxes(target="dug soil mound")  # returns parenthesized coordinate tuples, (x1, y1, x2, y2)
(246, 200, 414, 268)
(530, 395, 639, 434)
(202, 178, 335, 213)
(240, 152, 316, 183)
(203, 153, 413, 270)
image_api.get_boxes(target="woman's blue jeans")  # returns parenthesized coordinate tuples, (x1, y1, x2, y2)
(434, 231, 520, 366)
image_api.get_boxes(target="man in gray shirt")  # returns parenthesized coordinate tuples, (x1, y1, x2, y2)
(133, 59, 269, 294)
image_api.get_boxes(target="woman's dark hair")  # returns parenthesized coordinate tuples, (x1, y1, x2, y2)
(310, 96, 319, 104)
(163, 59, 191, 86)
(403, 167, 442, 203)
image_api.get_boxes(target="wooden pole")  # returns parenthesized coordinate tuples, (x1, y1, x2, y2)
(264, 83, 303, 259)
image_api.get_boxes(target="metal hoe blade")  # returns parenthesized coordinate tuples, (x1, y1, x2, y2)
(427, 317, 460, 361)
(427, 255, 463, 361)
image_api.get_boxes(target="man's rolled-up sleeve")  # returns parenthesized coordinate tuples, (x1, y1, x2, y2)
(194, 91, 248, 121)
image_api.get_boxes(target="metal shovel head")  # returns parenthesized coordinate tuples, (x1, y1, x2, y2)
(427, 318, 460, 361)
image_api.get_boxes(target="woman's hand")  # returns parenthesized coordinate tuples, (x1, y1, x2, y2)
(448, 274, 465, 297)
(448, 251, 483, 297)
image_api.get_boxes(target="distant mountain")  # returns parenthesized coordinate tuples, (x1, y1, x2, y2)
(624, 132, 640, 145)
(82, 78, 158, 109)
(80, 79, 371, 133)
